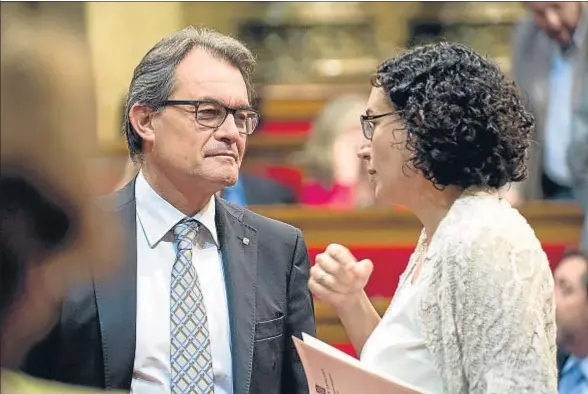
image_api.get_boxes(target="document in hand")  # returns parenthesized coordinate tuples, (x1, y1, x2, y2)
(293, 333, 423, 394)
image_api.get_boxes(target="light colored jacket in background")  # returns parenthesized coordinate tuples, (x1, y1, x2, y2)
(569, 74, 588, 250)
(510, 7, 588, 202)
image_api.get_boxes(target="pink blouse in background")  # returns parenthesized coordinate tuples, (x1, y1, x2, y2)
(300, 180, 355, 208)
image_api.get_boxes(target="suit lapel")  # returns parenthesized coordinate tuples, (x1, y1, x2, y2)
(215, 198, 257, 394)
(95, 180, 138, 390)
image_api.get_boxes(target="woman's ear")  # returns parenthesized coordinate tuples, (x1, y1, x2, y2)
(129, 104, 156, 143)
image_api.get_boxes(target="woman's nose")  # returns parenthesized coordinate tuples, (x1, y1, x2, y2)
(357, 140, 372, 160)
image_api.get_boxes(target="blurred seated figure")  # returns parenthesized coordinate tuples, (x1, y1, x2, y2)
(298, 95, 374, 208)
(553, 251, 588, 393)
(116, 158, 297, 205)
(0, 5, 123, 394)
(222, 172, 298, 206)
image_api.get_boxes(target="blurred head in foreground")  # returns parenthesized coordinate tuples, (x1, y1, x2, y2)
(0, 7, 122, 368)
(358, 42, 534, 209)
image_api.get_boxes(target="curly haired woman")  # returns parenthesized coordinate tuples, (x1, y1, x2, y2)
(308, 42, 558, 394)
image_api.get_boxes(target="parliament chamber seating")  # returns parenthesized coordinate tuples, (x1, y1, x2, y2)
(100, 93, 585, 358)
(251, 202, 584, 357)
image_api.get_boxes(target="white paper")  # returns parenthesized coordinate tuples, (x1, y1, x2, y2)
(294, 333, 424, 394)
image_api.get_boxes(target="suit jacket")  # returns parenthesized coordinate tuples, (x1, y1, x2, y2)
(511, 10, 588, 200)
(241, 173, 298, 206)
(569, 73, 588, 251)
(21, 179, 316, 394)
(557, 349, 570, 383)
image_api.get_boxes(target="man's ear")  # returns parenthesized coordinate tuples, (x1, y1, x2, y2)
(129, 104, 156, 142)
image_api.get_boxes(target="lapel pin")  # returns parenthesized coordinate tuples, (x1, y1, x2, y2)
(242, 237, 250, 246)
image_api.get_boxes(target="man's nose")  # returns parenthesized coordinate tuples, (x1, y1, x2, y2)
(214, 113, 241, 143)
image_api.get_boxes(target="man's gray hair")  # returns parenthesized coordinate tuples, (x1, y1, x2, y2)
(122, 25, 257, 160)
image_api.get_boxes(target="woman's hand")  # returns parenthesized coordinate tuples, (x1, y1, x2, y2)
(308, 243, 374, 312)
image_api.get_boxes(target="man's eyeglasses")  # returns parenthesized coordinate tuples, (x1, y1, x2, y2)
(161, 100, 260, 135)
(360, 112, 396, 140)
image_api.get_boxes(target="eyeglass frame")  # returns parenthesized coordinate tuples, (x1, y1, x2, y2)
(160, 99, 261, 135)
(360, 111, 396, 140)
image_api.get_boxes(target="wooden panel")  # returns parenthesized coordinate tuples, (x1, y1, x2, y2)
(251, 202, 583, 344)
(250, 202, 584, 246)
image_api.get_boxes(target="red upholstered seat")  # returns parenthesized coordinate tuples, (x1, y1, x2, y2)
(263, 165, 304, 199)
(310, 243, 569, 356)
(308, 244, 568, 298)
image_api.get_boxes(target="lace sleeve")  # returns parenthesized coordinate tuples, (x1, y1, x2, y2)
(452, 233, 558, 394)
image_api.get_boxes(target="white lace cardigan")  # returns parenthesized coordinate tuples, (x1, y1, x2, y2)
(394, 192, 558, 394)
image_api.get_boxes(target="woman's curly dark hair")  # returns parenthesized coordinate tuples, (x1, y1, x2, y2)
(372, 42, 534, 190)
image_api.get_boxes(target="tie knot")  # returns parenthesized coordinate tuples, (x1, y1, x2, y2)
(173, 218, 199, 250)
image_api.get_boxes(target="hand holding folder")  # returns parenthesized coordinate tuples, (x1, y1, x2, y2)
(294, 333, 423, 394)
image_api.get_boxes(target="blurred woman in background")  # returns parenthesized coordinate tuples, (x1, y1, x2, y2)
(309, 42, 557, 393)
(1, 5, 123, 393)
(298, 95, 374, 208)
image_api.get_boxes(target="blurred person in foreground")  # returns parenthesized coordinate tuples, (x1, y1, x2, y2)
(23, 25, 315, 394)
(298, 95, 375, 208)
(309, 42, 557, 393)
(553, 251, 588, 394)
(0, 6, 123, 394)
(506, 2, 587, 206)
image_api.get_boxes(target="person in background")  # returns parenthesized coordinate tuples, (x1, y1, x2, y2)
(310, 42, 557, 393)
(298, 95, 374, 208)
(553, 250, 588, 394)
(506, 2, 587, 206)
(23, 25, 315, 394)
(221, 90, 299, 206)
(0, 4, 124, 394)
(570, 74, 588, 252)
(222, 172, 298, 206)
(117, 158, 298, 205)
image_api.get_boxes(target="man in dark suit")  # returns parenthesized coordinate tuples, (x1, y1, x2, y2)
(22, 25, 315, 394)
(553, 250, 588, 393)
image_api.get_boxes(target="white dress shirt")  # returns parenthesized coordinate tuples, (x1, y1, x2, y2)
(130, 171, 233, 394)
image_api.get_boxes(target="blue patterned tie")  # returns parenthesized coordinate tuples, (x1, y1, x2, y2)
(170, 218, 214, 394)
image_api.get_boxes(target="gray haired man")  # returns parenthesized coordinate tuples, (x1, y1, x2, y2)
(22, 26, 316, 394)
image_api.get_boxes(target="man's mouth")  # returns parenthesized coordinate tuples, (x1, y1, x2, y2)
(206, 152, 237, 160)
(367, 169, 377, 175)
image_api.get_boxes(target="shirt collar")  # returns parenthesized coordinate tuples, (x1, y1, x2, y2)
(563, 355, 588, 378)
(135, 170, 218, 247)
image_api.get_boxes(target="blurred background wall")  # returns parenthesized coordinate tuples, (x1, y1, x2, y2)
(30, 1, 522, 192)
